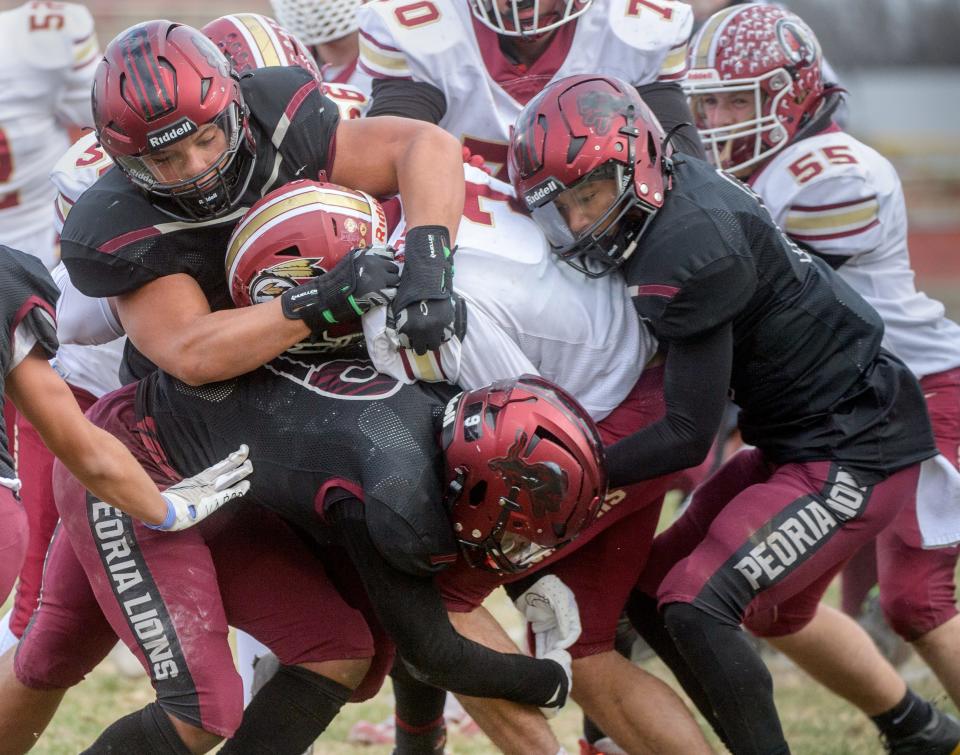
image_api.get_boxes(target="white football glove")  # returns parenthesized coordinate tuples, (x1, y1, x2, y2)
(514, 574, 581, 713)
(147, 445, 252, 531)
(539, 647, 573, 719)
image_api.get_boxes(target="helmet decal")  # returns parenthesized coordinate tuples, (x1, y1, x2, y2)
(119, 26, 175, 120)
(489, 431, 569, 519)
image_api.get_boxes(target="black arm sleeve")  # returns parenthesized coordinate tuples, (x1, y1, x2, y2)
(636, 81, 706, 161)
(605, 323, 733, 487)
(367, 78, 447, 123)
(327, 499, 568, 707)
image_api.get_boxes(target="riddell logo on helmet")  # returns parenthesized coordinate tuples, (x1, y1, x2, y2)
(147, 118, 198, 149)
(523, 178, 564, 209)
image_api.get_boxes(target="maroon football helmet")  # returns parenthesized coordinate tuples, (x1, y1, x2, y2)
(92, 20, 255, 221)
(684, 5, 824, 175)
(202, 13, 321, 80)
(508, 75, 670, 277)
(226, 179, 388, 354)
(442, 375, 607, 574)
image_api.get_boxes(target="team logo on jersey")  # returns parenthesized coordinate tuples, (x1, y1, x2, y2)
(147, 117, 198, 149)
(576, 91, 625, 136)
(489, 432, 569, 519)
(775, 19, 818, 68)
(523, 177, 565, 210)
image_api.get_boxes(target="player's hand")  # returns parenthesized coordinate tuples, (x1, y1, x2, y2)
(514, 574, 583, 658)
(281, 246, 399, 334)
(147, 445, 252, 531)
(388, 225, 465, 355)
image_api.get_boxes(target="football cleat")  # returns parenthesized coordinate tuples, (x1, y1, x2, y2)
(883, 706, 960, 755)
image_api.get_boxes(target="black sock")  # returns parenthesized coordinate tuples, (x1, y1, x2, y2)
(82, 702, 192, 754)
(662, 601, 789, 755)
(220, 665, 352, 754)
(392, 656, 447, 755)
(871, 689, 933, 741)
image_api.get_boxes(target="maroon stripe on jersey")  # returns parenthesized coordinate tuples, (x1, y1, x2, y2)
(284, 81, 320, 122)
(132, 415, 180, 481)
(398, 349, 417, 381)
(358, 29, 402, 54)
(631, 284, 680, 299)
(357, 60, 410, 81)
(791, 220, 880, 242)
(790, 195, 879, 212)
(313, 478, 365, 522)
(97, 227, 161, 254)
(11, 296, 55, 339)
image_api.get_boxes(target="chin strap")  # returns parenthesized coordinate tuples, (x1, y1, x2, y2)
(793, 89, 847, 143)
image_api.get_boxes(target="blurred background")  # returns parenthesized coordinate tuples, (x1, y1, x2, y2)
(0, 0, 956, 310)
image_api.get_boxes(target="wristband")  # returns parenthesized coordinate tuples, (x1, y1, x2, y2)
(143, 495, 178, 531)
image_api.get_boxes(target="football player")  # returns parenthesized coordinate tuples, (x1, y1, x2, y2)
(357, 0, 703, 181)
(203, 12, 371, 120)
(685, 5, 960, 750)
(5, 345, 593, 752)
(0, 247, 251, 602)
(59, 19, 464, 396)
(269, 0, 374, 93)
(234, 177, 711, 754)
(509, 73, 939, 754)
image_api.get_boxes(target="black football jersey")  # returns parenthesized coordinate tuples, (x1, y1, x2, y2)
(139, 356, 460, 574)
(1, 247, 59, 483)
(60, 66, 340, 381)
(625, 155, 934, 478)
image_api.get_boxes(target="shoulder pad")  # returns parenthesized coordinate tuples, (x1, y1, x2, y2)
(604, 0, 692, 51)
(13, 2, 98, 71)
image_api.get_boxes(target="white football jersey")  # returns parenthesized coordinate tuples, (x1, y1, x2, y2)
(48, 132, 124, 397)
(364, 164, 653, 420)
(0, 1, 99, 268)
(751, 129, 960, 379)
(358, 0, 691, 178)
(320, 81, 371, 120)
(322, 58, 373, 96)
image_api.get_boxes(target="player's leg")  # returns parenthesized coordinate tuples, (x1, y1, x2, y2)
(9, 383, 97, 638)
(446, 605, 562, 755)
(2, 527, 116, 753)
(654, 458, 920, 754)
(881, 367, 960, 707)
(210, 508, 376, 753)
(528, 503, 712, 754)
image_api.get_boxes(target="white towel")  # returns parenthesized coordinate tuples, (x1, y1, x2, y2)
(916, 453, 960, 549)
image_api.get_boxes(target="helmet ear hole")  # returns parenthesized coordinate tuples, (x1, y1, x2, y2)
(468, 481, 488, 508)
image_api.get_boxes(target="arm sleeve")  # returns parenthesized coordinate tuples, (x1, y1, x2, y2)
(604, 323, 733, 487)
(328, 499, 568, 706)
(636, 81, 706, 160)
(367, 78, 447, 123)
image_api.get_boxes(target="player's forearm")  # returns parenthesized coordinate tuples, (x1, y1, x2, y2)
(157, 300, 309, 386)
(394, 125, 464, 243)
(50, 423, 168, 526)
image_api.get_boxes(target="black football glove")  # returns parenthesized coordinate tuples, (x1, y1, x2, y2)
(281, 246, 399, 334)
(388, 225, 466, 355)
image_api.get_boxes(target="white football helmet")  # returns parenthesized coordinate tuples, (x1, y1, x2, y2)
(269, 0, 364, 46)
(469, 0, 593, 38)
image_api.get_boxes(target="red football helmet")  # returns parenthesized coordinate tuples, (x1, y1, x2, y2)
(470, 0, 593, 38)
(92, 21, 255, 221)
(684, 5, 824, 175)
(442, 375, 607, 574)
(202, 13, 321, 80)
(508, 75, 670, 277)
(226, 179, 388, 354)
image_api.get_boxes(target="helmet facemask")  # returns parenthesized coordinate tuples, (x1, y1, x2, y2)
(687, 70, 792, 176)
(115, 103, 254, 221)
(469, 0, 592, 38)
